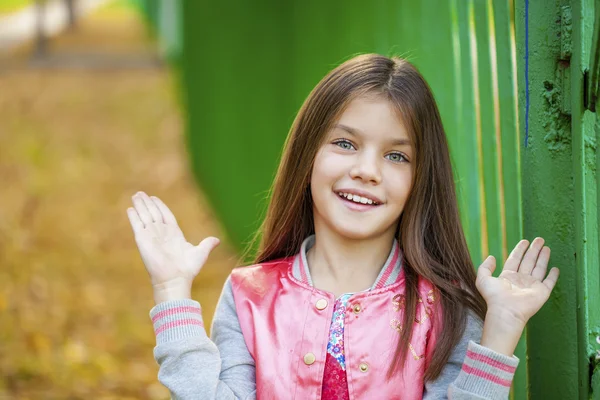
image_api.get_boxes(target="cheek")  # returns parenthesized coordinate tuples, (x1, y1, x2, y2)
(311, 151, 344, 186)
(385, 169, 414, 203)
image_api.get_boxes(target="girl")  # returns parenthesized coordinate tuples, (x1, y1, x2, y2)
(127, 54, 559, 399)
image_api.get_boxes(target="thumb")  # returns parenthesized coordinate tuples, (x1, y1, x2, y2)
(477, 255, 496, 281)
(194, 236, 221, 265)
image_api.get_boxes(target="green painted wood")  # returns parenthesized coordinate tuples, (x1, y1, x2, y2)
(446, 0, 472, 240)
(455, 0, 483, 264)
(490, 0, 528, 398)
(180, 1, 294, 248)
(474, 0, 503, 262)
(492, 0, 522, 265)
(515, 0, 581, 397)
(417, 0, 458, 150)
(593, 363, 600, 399)
(574, 0, 600, 398)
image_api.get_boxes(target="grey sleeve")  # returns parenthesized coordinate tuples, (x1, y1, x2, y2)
(150, 277, 256, 400)
(424, 311, 519, 399)
(210, 277, 257, 398)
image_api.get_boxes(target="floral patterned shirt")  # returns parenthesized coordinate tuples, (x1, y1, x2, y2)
(322, 294, 352, 400)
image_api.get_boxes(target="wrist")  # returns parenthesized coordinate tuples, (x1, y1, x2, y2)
(152, 277, 193, 304)
(480, 307, 526, 356)
(485, 306, 527, 330)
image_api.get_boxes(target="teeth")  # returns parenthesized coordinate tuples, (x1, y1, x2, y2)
(338, 192, 377, 205)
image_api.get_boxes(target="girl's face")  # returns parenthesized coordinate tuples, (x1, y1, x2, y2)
(310, 95, 414, 242)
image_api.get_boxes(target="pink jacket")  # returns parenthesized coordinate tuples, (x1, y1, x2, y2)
(230, 241, 441, 400)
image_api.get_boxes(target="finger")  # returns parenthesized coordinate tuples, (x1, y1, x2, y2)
(132, 192, 153, 225)
(477, 255, 496, 280)
(194, 237, 221, 266)
(542, 267, 560, 291)
(504, 240, 529, 272)
(531, 246, 551, 281)
(127, 207, 145, 231)
(139, 192, 163, 223)
(519, 237, 545, 275)
(151, 196, 178, 226)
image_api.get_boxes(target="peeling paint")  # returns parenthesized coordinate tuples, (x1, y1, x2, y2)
(541, 75, 572, 153)
(585, 133, 597, 173)
(589, 327, 600, 357)
(560, 5, 572, 60)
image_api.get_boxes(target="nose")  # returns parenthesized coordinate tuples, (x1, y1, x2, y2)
(349, 151, 381, 184)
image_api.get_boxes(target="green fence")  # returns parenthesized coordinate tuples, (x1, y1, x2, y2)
(516, 0, 600, 398)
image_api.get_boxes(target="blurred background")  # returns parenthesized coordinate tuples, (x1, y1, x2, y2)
(0, 0, 599, 399)
(0, 1, 236, 398)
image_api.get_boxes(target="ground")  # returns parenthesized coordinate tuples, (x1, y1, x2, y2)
(0, 2, 235, 398)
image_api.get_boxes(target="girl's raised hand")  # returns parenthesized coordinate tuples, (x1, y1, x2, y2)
(476, 238, 559, 327)
(127, 192, 220, 302)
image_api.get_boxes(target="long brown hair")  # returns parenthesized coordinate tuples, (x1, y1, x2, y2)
(247, 54, 487, 382)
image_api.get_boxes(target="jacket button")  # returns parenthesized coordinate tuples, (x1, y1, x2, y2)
(303, 352, 316, 365)
(352, 304, 362, 314)
(359, 362, 369, 372)
(315, 299, 328, 310)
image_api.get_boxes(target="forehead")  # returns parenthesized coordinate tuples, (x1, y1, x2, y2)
(332, 96, 410, 140)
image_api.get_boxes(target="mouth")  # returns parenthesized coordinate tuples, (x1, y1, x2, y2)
(335, 191, 382, 206)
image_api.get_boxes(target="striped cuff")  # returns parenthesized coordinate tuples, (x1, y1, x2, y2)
(453, 340, 519, 397)
(149, 299, 207, 345)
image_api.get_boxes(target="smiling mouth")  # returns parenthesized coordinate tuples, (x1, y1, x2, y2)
(336, 192, 381, 206)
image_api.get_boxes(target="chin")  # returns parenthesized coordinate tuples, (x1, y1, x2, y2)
(331, 222, 386, 241)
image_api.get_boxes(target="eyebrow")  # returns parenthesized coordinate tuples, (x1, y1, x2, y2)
(334, 123, 412, 146)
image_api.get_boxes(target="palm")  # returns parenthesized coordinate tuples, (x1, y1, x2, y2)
(127, 192, 220, 287)
(135, 224, 201, 284)
(476, 238, 559, 324)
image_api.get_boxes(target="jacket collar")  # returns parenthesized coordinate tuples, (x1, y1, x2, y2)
(291, 234, 403, 290)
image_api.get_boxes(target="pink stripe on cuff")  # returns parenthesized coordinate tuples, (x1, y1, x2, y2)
(155, 318, 204, 335)
(461, 364, 512, 387)
(152, 306, 201, 323)
(466, 349, 517, 373)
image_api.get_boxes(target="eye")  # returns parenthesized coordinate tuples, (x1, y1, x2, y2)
(386, 152, 408, 163)
(332, 139, 355, 151)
